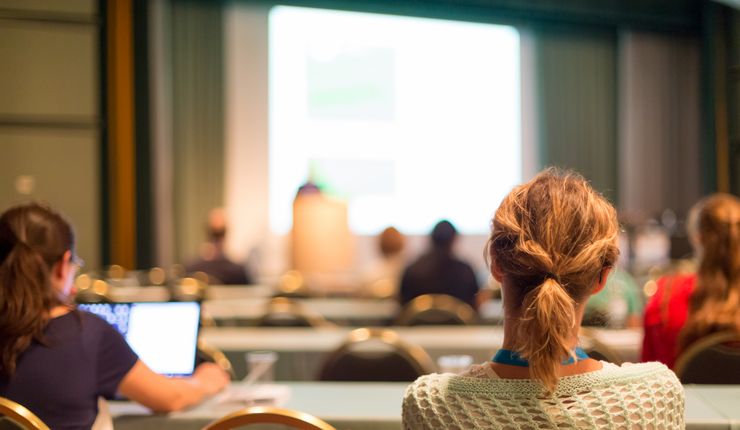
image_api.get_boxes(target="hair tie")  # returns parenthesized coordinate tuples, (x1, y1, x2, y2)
(0, 223, 19, 266)
(545, 273, 561, 284)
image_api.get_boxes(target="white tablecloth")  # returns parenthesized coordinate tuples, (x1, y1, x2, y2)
(106, 285, 275, 303)
(100, 285, 505, 326)
(203, 297, 401, 326)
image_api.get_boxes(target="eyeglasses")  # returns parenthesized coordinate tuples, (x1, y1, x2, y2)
(70, 254, 85, 270)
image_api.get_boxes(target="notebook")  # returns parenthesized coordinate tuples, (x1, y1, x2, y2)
(77, 302, 201, 377)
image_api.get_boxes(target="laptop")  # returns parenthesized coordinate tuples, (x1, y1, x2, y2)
(77, 302, 201, 377)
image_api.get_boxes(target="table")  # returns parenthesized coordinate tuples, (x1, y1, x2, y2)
(199, 326, 641, 380)
(205, 298, 505, 327)
(111, 382, 403, 430)
(108, 286, 171, 302)
(203, 298, 401, 326)
(96, 284, 506, 326)
(584, 327, 642, 365)
(108, 383, 740, 430)
(107, 285, 276, 303)
(206, 285, 278, 300)
(205, 297, 504, 327)
(684, 385, 740, 429)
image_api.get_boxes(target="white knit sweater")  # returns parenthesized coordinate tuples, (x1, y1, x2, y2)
(403, 361, 684, 429)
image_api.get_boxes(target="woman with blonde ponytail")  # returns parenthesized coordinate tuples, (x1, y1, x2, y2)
(403, 168, 683, 429)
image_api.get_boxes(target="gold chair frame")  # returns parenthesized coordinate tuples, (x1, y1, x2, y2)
(74, 279, 113, 304)
(395, 294, 479, 325)
(201, 406, 336, 430)
(276, 270, 311, 297)
(171, 276, 208, 301)
(321, 327, 436, 378)
(257, 297, 335, 328)
(674, 331, 740, 380)
(0, 397, 50, 430)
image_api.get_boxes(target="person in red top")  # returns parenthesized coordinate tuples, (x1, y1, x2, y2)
(641, 193, 740, 368)
(641, 273, 696, 368)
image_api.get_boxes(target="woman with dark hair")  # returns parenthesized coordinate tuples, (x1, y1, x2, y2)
(0, 203, 228, 430)
(642, 193, 740, 367)
(403, 169, 683, 429)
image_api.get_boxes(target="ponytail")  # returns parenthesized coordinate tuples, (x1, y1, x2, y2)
(0, 203, 73, 378)
(516, 277, 576, 393)
(0, 242, 58, 378)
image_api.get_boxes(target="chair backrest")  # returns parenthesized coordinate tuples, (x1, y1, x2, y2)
(395, 294, 479, 326)
(275, 270, 312, 298)
(170, 277, 207, 302)
(74, 279, 113, 304)
(0, 398, 49, 430)
(105, 264, 127, 284)
(674, 331, 740, 384)
(319, 328, 435, 382)
(146, 266, 168, 285)
(201, 406, 336, 430)
(256, 297, 333, 328)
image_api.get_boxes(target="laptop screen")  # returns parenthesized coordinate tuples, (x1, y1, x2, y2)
(78, 302, 201, 376)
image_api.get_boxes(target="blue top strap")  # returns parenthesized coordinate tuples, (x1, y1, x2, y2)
(492, 347, 589, 367)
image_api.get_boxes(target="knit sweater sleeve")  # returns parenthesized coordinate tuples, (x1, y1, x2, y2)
(402, 373, 451, 429)
(402, 383, 424, 430)
(402, 362, 684, 430)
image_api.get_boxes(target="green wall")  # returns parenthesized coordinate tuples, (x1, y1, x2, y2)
(0, 0, 101, 269)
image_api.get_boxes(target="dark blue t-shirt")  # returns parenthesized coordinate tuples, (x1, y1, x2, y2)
(0, 311, 138, 430)
(400, 250, 480, 309)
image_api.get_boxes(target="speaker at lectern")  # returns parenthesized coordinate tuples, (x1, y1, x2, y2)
(291, 188, 353, 275)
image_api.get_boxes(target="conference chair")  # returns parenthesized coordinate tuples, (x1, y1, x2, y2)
(0, 397, 49, 430)
(189, 270, 225, 287)
(202, 406, 336, 430)
(256, 297, 333, 328)
(275, 270, 312, 298)
(395, 294, 479, 326)
(146, 266, 168, 286)
(318, 328, 435, 382)
(74, 279, 113, 304)
(674, 331, 740, 384)
(170, 276, 207, 302)
(105, 264, 127, 283)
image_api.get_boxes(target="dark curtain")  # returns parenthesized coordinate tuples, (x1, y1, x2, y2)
(534, 29, 618, 203)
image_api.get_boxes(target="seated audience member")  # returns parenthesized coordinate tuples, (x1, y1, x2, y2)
(403, 169, 683, 429)
(642, 193, 740, 368)
(0, 203, 229, 429)
(399, 220, 479, 309)
(583, 268, 643, 328)
(360, 226, 407, 297)
(185, 207, 253, 285)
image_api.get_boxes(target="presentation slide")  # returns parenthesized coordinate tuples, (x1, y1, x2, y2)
(269, 6, 521, 235)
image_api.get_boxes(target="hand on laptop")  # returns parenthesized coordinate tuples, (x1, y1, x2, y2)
(192, 363, 230, 395)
